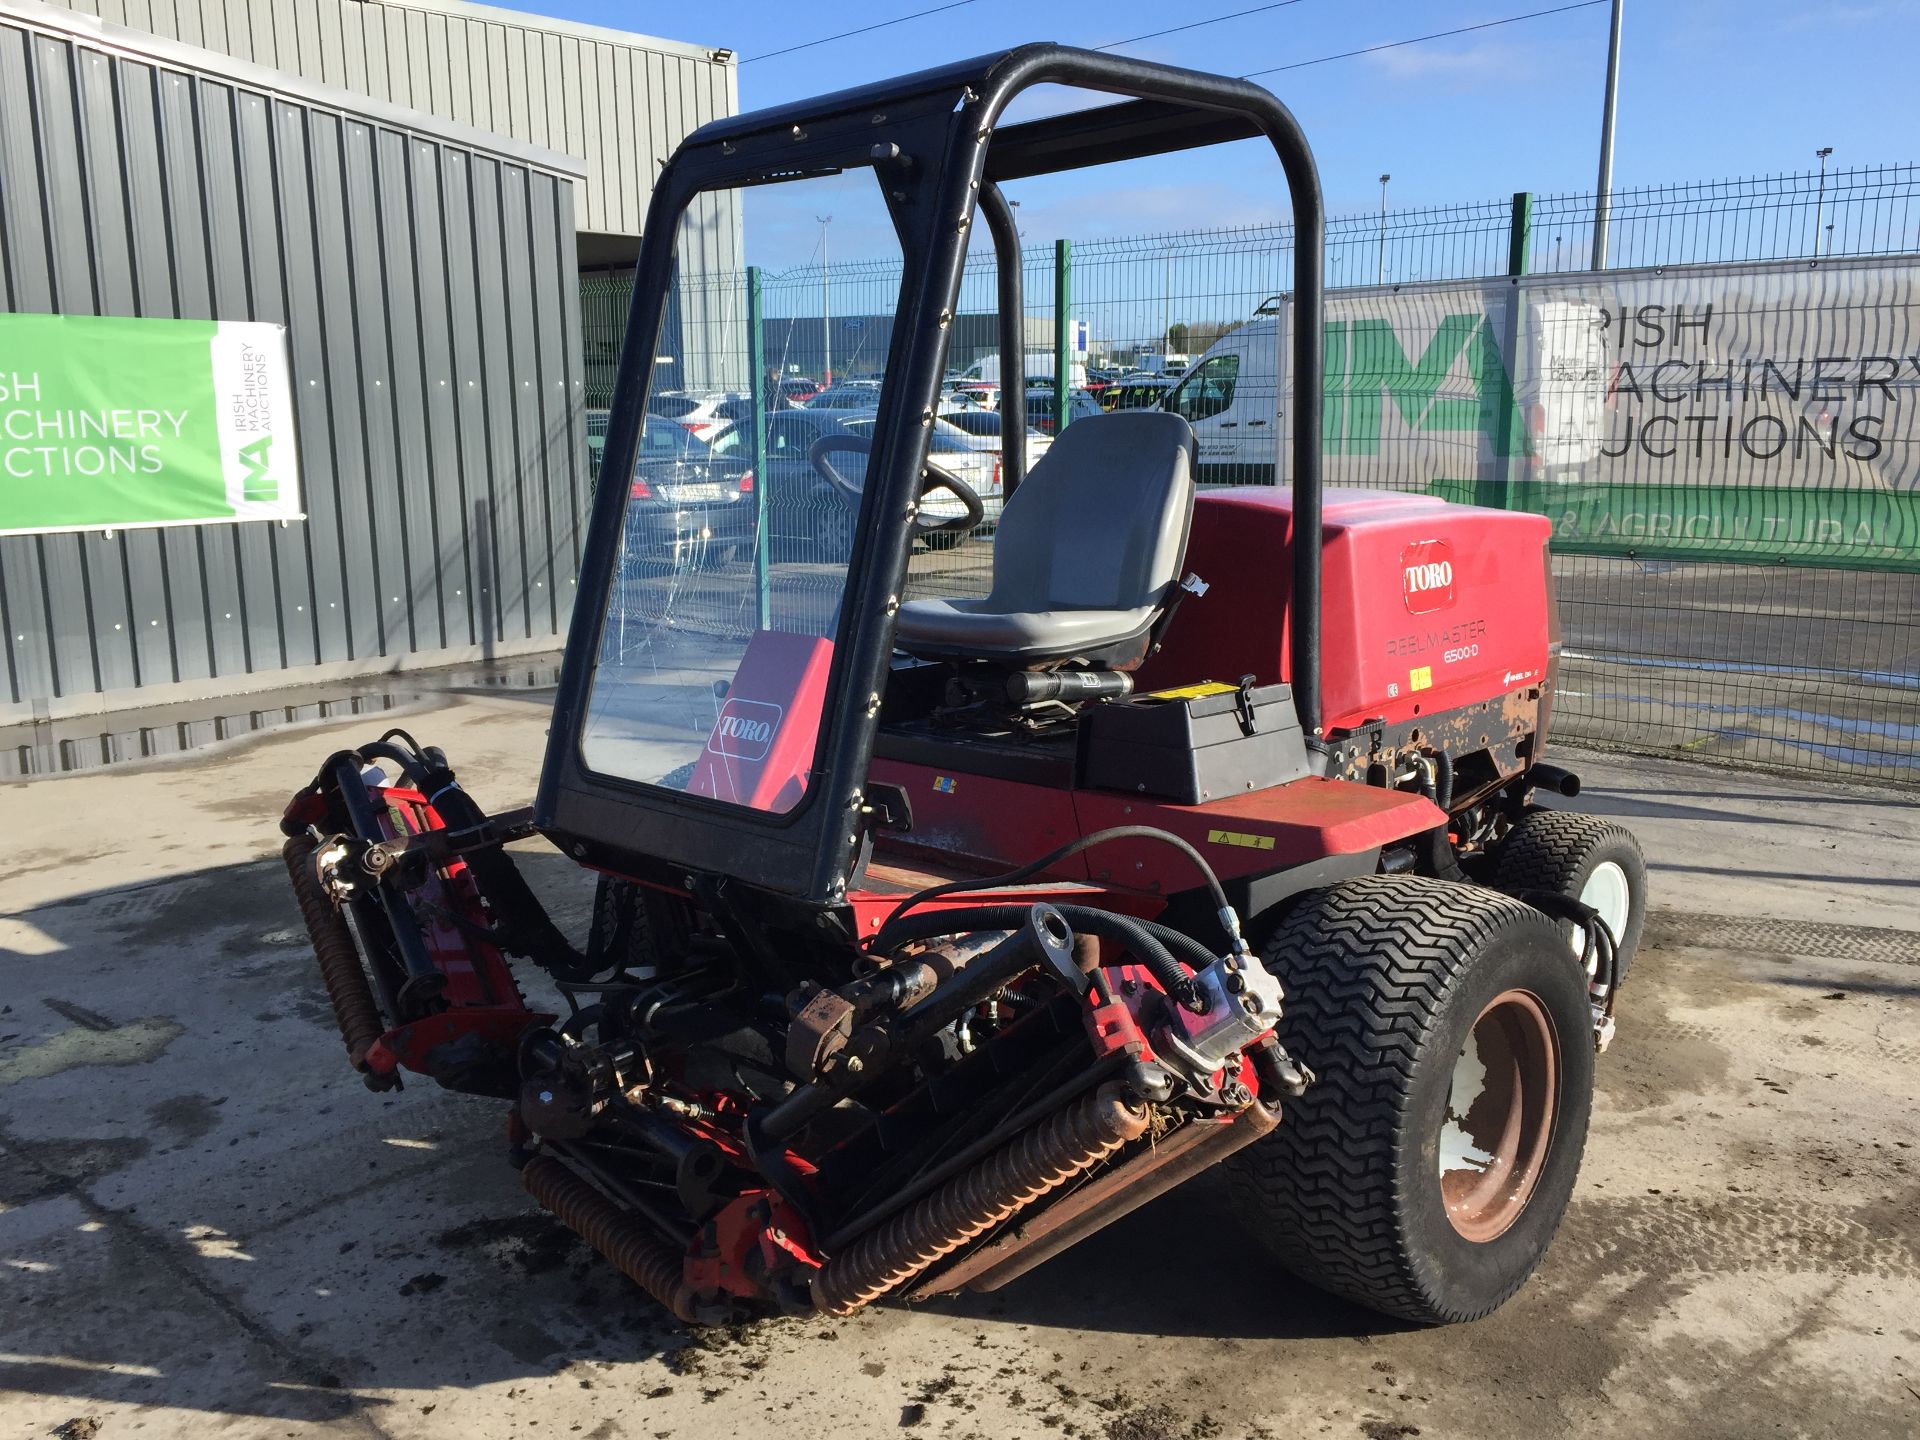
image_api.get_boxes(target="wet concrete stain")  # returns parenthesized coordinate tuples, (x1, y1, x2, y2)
(0, 1016, 183, 1088)
(436, 1211, 589, 1277)
(278, 989, 344, 1030)
(1598, 1013, 1732, 1111)
(0, 1135, 151, 1206)
(147, 1093, 223, 1145)
(117, 863, 290, 949)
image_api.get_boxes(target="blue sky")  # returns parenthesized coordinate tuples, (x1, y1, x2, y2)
(510, 0, 1915, 227)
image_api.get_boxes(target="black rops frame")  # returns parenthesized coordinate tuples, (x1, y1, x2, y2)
(535, 43, 1327, 908)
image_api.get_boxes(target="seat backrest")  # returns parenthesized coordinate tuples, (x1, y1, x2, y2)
(986, 410, 1195, 613)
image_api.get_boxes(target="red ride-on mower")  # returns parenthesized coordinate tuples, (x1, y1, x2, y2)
(279, 45, 1647, 1327)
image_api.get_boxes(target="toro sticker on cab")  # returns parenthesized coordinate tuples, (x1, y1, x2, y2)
(708, 698, 783, 762)
(1401, 539, 1456, 615)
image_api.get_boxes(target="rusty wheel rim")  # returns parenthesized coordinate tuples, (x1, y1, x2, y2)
(1438, 988, 1559, 1243)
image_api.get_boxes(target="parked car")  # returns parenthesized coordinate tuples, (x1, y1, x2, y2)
(647, 389, 752, 439)
(1024, 387, 1105, 434)
(937, 403, 1054, 469)
(948, 380, 999, 410)
(776, 376, 823, 407)
(1100, 377, 1176, 411)
(804, 383, 887, 409)
(586, 410, 755, 562)
(754, 408, 1002, 561)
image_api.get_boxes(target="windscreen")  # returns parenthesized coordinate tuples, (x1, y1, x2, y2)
(579, 169, 909, 814)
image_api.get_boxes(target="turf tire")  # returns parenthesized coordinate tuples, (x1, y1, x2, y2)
(1226, 874, 1594, 1325)
(1491, 807, 1648, 980)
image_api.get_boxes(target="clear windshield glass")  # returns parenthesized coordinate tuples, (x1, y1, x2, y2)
(580, 170, 909, 814)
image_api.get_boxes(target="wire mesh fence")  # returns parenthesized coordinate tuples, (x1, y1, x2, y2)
(584, 162, 1920, 782)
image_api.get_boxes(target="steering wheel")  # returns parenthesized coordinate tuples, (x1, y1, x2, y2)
(808, 434, 985, 539)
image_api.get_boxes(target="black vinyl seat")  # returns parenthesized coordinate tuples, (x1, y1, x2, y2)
(894, 411, 1196, 670)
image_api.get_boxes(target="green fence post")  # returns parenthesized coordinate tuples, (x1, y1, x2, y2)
(1054, 239, 1072, 435)
(747, 265, 771, 630)
(1497, 192, 1535, 510)
(1507, 190, 1534, 278)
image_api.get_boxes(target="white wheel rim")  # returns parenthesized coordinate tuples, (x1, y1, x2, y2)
(1573, 860, 1631, 968)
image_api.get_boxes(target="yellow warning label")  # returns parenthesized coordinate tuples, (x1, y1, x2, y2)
(1145, 681, 1239, 701)
(1409, 666, 1433, 692)
(1207, 828, 1276, 850)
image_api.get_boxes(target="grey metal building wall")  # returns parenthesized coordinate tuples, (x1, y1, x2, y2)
(0, 0, 591, 720)
(37, 0, 737, 239)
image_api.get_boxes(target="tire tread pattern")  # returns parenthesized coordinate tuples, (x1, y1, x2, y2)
(1225, 874, 1574, 1324)
(1491, 808, 1648, 975)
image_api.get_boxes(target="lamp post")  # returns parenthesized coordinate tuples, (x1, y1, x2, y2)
(1813, 147, 1834, 258)
(1591, 0, 1623, 269)
(1377, 173, 1390, 284)
(817, 214, 832, 383)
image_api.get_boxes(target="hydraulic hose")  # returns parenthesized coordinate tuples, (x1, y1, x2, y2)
(418, 780, 596, 982)
(876, 825, 1236, 949)
(1433, 748, 1455, 813)
(871, 902, 1211, 1011)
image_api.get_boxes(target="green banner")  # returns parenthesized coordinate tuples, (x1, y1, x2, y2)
(0, 312, 301, 536)
(1433, 477, 1920, 573)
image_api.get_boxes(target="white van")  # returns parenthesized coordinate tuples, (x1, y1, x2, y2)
(1160, 291, 1605, 488)
(957, 350, 1088, 389)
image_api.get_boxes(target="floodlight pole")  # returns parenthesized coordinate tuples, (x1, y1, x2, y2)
(1590, 0, 1623, 270)
(1377, 174, 1390, 283)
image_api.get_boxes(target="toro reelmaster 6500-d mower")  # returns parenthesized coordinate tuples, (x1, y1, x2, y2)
(279, 45, 1648, 1327)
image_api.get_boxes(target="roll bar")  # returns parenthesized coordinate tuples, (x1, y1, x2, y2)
(542, 44, 1329, 904)
(962, 49, 1326, 740)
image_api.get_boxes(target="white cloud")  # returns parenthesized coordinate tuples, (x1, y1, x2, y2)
(1362, 39, 1536, 89)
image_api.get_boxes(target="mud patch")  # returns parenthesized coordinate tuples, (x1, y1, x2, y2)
(147, 1093, 222, 1144)
(0, 1135, 150, 1205)
(281, 988, 344, 1030)
(1598, 1004, 1732, 1111)
(436, 1211, 587, 1276)
(0, 1016, 183, 1088)
(121, 864, 288, 949)
(1104, 1401, 1223, 1440)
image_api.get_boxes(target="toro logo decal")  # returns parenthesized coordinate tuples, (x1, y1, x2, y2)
(1401, 539, 1456, 615)
(708, 698, 782, 762)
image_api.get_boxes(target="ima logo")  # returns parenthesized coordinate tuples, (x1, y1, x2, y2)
(707, 698, 783, 762)
(1401, 539, 1456, 615)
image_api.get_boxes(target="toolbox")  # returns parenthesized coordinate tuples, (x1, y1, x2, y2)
(1076, 679, 1311, 804)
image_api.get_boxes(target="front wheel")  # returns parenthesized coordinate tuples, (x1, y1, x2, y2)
(1226, 874, 1593, 1325)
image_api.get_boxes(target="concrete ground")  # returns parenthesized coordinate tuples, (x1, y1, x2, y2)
(3, 691, 1918, 1440)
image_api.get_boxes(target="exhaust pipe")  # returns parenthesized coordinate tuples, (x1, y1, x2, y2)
(1529, 762, 1580, 797)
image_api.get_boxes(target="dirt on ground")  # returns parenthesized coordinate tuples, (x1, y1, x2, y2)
(2, 695, 1917, 1439)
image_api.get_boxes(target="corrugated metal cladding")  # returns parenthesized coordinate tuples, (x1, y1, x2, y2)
(0, 0, 592, 716)
(38, 0, 737, 237)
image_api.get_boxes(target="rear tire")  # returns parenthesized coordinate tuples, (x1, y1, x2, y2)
(1226, 874, 1593, 1325)
(1491, 807, 1648, 981)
